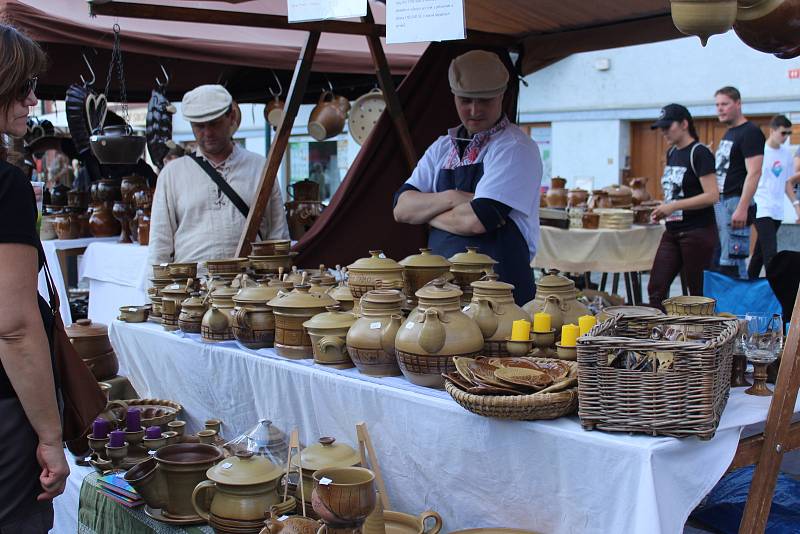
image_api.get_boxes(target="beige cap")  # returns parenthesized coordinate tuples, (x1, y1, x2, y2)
(448, 50, 509, 99)
(181, 84, 233, 123)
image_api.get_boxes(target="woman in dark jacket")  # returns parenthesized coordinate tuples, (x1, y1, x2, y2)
(0, 24, 69, 533)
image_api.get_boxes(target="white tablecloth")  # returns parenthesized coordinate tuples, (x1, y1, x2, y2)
(51, 453, 93, 533)
(108, 321, 798, 534)
(38, 237, 117, 326)
(80, 242, 149, 326)
(533, 225, 665, 273)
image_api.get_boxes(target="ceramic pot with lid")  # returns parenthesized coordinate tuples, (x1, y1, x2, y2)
(346, 289, 404, 377)
(202, 286, 238, 342)
(191, 450, 283, 523)
(303, 306, 357, 368)
(522, 269, 591, 340)
(40, 214, 58, 240)
(395, 281, 484, 388)
(66, 318, 118, 380)
(448, 247, 497, 305)
(54, 211, 81, 240)
(347, 251, 405, 299)
(587, 190, 613, 211)
(291, 437, 360, 508)
(178, 293, 207, 333)
(326, 278, 355, 312)
(463, 274, 530, 357)
(268, 285, 337, 359)
(231, 284, 285, 349)
(629, 177, 651, 205)
(309, 265, 337, 295)
(95, 178, 122, 203)
(545, 176, 568, 208)
(399, 248, 451, 306)
(161, 279, 195, 331)
(88, 203, 121, 237)
(567, 188, 589, 208)
(602, 183, 633, 208)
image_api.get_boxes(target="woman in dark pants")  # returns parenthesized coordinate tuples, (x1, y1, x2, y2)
(0, 25, 69, 533)
(647, 104, 720, 310)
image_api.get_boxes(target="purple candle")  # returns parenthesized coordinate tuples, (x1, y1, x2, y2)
(145, 426, 162, 439)
(108, 430, 126, 448)
(92, 418, 110, 439)
(126, 408, 142, 432)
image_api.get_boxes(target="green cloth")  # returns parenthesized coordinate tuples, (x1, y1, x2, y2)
(78, 471, 213, 534)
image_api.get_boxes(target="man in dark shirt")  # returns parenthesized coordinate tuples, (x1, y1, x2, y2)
(713, 86, 765, 279)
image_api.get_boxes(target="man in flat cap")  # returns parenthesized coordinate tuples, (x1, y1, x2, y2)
(148, 85, 289, 267)
(393, 50, 542, 304)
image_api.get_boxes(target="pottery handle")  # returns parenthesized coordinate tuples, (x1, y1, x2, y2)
(318, 335, 345, 357)
(232, 307, 252, 333)
(420, 510, 443, 534)
(473, 297, 499, 339)
(419, 309, 446, 354)
(191, 480, 215, 522)
(379, 315, 403, 354)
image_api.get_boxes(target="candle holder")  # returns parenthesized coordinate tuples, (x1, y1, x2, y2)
(105, 442, 129, 468)
(730, 351, 751, 388)
(162, 431, 181, 445)
(204, 419, 222, 434)
(745, 361, 773, 397)
(87, 434, 110, 460)
(197, 429, 217, 445)
(505, 337, 534, 357)
(555, 343, 577, 361)
(531, 329, 556, 357)
(167, 420, 186, 438)
(143, 434, 167, 453)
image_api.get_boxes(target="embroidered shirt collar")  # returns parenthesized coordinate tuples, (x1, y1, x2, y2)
(443, 115, 509, 169)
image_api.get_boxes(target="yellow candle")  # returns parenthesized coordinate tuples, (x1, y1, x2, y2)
(533, 312, 551, 333)
(510, 319, 531, 341)
(561, 324, 580, 347)
(579, 315, 597, 337)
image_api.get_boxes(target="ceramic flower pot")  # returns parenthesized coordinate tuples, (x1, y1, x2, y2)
(346, 290, 405, 377)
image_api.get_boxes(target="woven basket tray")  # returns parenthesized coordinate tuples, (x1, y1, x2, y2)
(444, 359, 578, 421)
(577, 314, 736, 440)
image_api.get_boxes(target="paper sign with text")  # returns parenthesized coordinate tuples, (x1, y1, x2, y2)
(288, 0, 366, 23)
(387, 0, 466, 44)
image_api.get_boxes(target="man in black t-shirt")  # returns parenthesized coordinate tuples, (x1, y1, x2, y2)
(713, 86, 765, 279)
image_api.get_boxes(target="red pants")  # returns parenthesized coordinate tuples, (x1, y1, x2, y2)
(648, 224, 719, 310)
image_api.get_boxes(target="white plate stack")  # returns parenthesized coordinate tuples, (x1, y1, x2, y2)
(596, 208, 634, 230)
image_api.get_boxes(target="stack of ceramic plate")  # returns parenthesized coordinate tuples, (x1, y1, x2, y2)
(596, 208, 633, 230)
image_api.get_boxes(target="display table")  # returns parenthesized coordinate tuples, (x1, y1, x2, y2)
(108, 320, 798, 534)
(39, 237, 118, 326)
(80, 242, 149, 326)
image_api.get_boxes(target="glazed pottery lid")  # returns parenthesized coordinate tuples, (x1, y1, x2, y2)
(181, 294, 206, 307)
(292, 437, 360, 471)
(399, 248, 451, 269)
(211, 286, 239, 299)
(415, 279, 462, 300)
(310, 265, 336, 285)
(347, 250, 402, 272)
(267, 284, 337, 309)
(206, 450, 282, 486)
(66, 318, 108, 338)
(447, 247, 497, 267)
(235, 285, 281, 303)
(205, 257, 247, 266)
(470, 273, 514, 292)
(361, 289, 404, 306)
(303, 307, 356, 330)
(162, 280, 193, 295)
(327, 283, 354, 302)
(536, 269, 575, 292)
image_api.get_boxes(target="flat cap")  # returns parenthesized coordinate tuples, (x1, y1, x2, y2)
(181, 84, 233, 123)
(448, 50, 509, 99)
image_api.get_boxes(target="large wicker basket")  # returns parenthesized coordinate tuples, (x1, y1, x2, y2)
(577, 314, 737, 440)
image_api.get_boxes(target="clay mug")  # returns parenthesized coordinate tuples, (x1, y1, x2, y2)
(265, 96, 285, 129)
(308, 91, 348, 141)
(311, 467, 376, 527)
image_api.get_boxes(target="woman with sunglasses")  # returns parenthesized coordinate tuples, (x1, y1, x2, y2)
(647, 104, 720, 310)
(749, 115, 798, 278)
(0, 24, 69, 533)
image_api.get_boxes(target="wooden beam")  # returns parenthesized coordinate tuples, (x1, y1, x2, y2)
(729, 421, 800, 472)
(235, 31, 320, 257)
(362, 5, 416, 172)
(738, 289, 800, 533)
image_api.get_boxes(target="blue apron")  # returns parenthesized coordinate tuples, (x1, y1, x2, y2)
(428, 162, 535, 305)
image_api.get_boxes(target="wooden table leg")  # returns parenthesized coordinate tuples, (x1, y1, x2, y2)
(612, 273, 620, 296)
(624, 272, 635, 305)
(600, 273, 608, 292)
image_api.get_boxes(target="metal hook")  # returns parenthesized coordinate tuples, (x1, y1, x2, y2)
(324, 75, 334, 93)
(268, 70, 282, 97)
(79, 53, 96, 87)
(155, 64, 170, 87)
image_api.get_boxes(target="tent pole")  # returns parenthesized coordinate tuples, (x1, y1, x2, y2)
(235, 31, 320, 257)
(362, 5, 416, 172)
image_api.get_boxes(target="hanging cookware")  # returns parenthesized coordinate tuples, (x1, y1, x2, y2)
(348, 88, 386, 145)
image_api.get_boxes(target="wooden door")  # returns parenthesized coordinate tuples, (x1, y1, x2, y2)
(629, 116, 772, 199)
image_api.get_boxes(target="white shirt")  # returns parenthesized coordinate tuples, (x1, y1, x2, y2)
(148, 144, 289, 266)
(404, 120, 542, 260)
(755, 144, 793, 220)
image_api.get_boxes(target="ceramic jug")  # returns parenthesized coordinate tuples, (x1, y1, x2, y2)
(395, 281, 484, 388)
(308, 91, 349, 141)
(265, 96, 285, 129)
(201, 286, 238, 342)
(463, 274, 530, 357)
(545, 176, 568, 208)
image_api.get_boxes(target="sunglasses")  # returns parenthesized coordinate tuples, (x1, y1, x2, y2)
(17, 76, 37, 101)
(779, 130, 792, 136)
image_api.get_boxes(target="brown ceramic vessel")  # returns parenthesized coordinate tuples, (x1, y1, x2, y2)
(346, 290, 405, 376)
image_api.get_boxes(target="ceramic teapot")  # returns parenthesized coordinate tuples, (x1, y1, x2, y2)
(303, 306, 357, 368)
(463, 274, 530, 357)
(522, 270, 591, 340)
(268, 284, 337, 359)
(291, 437, 360, 508)
(545, 176, 568, 208)
(347, 250, 405, 298)
(346, 289, 404, 376)
(192, 450, 284, 524)
(202, 286, 238, 342)
(395, 281, 484, 388)
(399, 248, 452, 306)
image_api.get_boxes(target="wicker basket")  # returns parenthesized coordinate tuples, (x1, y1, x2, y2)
(577, 314, 736, 439)
(662, 295, 716, 316)
(444, 358, 578, 420)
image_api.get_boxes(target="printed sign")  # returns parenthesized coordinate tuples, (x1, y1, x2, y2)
(387, 0, 466, 44)
(288, 0, 366, 23)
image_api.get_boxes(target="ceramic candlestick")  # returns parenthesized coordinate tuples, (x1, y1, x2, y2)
(197, 429, 217, 445)
(106, 442, 129, 468)
(531, 329, 556, 357)
(88, 434, 110, 460)
(505, 337, 534, 357)
(555, 343, 577, 361)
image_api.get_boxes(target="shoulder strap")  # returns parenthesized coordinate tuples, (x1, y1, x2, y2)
(42, 256, 60, 317)
(689, 143, 699, 177)
(188, 153, 251, 220)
